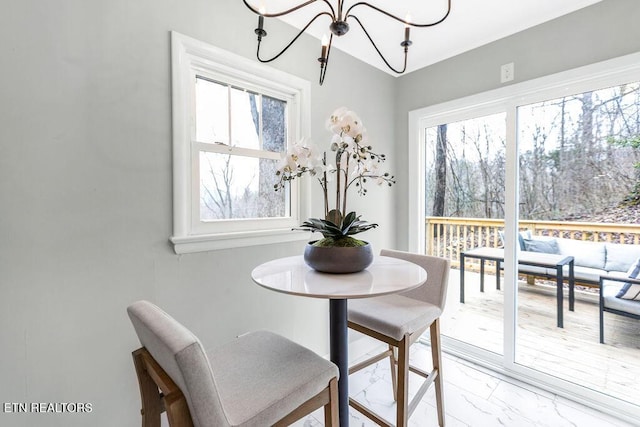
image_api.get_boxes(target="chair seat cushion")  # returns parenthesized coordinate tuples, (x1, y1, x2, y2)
(603, 280, 640, 315)
(571, 266, 605, 283)
(348, 294, 442, 341)
(207, 330, 338, 427)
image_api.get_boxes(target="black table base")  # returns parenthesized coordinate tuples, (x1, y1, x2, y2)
(330, 299, 349, 426)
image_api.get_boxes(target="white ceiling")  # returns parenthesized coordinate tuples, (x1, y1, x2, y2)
(256, 0, 602, 76)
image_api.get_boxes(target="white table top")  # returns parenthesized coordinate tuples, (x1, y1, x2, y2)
(251, 255, 428, 299)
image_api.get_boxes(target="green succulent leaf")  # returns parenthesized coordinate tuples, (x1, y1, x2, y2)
(295, 211, 377, 240)
(326, 209, 343, 226)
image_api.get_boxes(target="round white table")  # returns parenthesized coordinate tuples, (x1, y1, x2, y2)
(251, 255, 427, 426)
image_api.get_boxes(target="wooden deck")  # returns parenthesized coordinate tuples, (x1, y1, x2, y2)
(440, 269, 640, 406)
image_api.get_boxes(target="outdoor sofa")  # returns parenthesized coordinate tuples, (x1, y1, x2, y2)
(516, 232, 640, 285)
(515, 232, 640, 342)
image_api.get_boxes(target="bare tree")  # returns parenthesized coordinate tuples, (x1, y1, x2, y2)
(433, 124, 447, 218)
(426, 82, 640, 221)
(202, 154, 234, 218)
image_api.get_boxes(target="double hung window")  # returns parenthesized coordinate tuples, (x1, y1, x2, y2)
(170, 32, 311, 253)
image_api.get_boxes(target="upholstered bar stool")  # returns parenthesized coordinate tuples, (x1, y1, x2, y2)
(347, 249, 450, 427)
(127, 300, 339, 427)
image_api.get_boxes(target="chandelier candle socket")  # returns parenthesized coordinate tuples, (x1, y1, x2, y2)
(275, 107, 395, 249)
(242, 0, 452, 85)
(320, 34, 329, 65)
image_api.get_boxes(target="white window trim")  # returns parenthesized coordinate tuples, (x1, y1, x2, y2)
(170, 31, 311, 254)
(409, 51, 640, 423)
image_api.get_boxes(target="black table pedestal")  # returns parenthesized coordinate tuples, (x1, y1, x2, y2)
(330, 298, 349, 426)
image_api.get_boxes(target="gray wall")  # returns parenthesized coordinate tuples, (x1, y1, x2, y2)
(394, 0, 640, 250)
(0, 1, 395, 426)
(3, 0, 640, 425)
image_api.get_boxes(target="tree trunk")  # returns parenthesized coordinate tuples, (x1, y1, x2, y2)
(433, 124, 447, 218)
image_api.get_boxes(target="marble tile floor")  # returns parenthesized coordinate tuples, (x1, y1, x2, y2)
(292, 340, 636, 427)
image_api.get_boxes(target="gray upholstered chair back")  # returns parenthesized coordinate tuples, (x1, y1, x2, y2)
(381, 249, 450, 310)
(127, 300, 227, 427)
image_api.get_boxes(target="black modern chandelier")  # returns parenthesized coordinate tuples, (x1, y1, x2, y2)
(242, 0, 452, 85)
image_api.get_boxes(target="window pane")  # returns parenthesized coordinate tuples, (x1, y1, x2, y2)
(425, 113, 506, 218)
(195, 77, 229, 144)
(425, 112, 506, 356)
(262, 95, 287, 152)
(518, 84, 640, 220)
(230, 87, 260, 150)
(199, 152, 287, 220)
(516, 82, 640, 406)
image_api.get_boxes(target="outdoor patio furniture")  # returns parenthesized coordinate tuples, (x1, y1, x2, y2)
(460, 247, 575, 327)
(127, 300, 339, 427)
(599, 273, 640, 344)
(347, 249, 450, 427)
(518, 235, 640, 286)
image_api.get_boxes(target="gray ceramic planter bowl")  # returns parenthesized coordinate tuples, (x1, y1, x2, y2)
(303, 241, 373, 274)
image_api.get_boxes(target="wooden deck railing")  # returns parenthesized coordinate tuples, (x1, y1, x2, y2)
(426, 216, 640, 270)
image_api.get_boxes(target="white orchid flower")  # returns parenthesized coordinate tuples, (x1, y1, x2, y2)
(277, 154, 295, 174)
(326, 107, 349, 132)
(275, 108, 394, 225)
(304, 141, 322, 164)
(354, 127, 367, 143)
(285, 138, 319, 170)
(342, 111, 364, 139)
(340, 135, 355, 150)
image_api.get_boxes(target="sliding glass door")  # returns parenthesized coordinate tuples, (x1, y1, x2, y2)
(409, 53, 640, 421)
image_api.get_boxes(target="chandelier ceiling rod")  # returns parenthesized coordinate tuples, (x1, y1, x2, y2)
(243, 0, 452, 85)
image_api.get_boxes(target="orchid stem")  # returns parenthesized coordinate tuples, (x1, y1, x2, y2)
(342, 154, 350, 215)
(335, 149, 342, 219)
(322, 152, 329, 218)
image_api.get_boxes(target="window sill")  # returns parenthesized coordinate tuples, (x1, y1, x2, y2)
(170, 229, 311, 254)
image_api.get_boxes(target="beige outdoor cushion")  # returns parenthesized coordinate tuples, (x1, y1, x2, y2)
(602, 281, 640, 316)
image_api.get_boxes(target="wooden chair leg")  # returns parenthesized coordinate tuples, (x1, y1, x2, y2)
(324, 377, 339, 427)
(396, 334, 410, 427)
(389, 344, 398, 401)
(430, 319, 445, 426)
(164, 391, 195, 427)
(132, 348, 194, 427)
(132, 349, 163, 427)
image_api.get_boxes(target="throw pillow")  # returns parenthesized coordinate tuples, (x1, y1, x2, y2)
(518, 230, 531, 251)
(616, 257, 640, 300)
(523, 237, 560, 254)
(498, 230, 529, 250)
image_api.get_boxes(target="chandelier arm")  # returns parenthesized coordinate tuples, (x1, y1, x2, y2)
(349, 15, 407, 74)
(345, 0, 451, 27)
(319, 34, 333, 85)
(256, 12, 334, 63)
(242, 0, 335, 19)
(324, 0, 336, 18)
